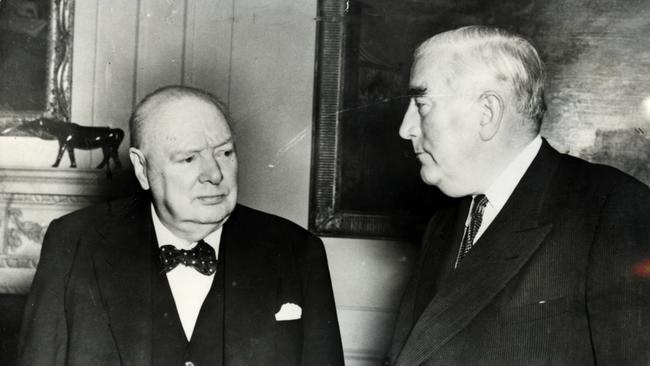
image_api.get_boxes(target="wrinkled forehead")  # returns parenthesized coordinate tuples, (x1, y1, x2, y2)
(409, 52, 463, 97)
(142, 96, 232, 150)
(410, 45, 495, 97)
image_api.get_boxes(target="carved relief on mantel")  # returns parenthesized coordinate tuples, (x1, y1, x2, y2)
(0, 168, 108, 293)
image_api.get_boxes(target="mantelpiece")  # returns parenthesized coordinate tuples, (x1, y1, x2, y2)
(0, 168, 110, 293)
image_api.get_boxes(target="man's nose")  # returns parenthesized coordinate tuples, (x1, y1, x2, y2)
(399, 101, 420, 140)
(199, 156, 223, 184)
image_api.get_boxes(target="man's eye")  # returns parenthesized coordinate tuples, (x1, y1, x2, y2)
(415, 101, 429, 113)
(183, 155, 195, 163)
(216, 149, 234, 159)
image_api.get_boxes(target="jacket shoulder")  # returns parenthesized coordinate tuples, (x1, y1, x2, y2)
(52, 196, 143, 230)
(230, 204, 324, 255)
(557, 152, 650, 196)
(231, 204, 314, 236)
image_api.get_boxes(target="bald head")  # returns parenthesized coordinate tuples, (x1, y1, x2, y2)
(129, 85, 230, 150)
(415, 26, 546, 131)
(128, 85, 238, 241)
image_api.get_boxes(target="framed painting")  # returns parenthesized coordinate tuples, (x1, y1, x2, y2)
(0, 0, 74, 133)
(309, 0, 447, 240)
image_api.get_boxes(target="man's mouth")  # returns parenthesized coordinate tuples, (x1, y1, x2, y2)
(415, 151, 436, 164)
(413, 148, 426, 158)
(196, 194, 226, 204)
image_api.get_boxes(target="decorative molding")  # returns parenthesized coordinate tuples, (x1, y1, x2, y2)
(53, 0, 75, 121)
(0, 167, 111, 292)
(0, 167, 110, 197)
(0, 192, 98, 206)
(3, 207, 47, 254)
(308, 0, 442, 240)
(0, 167, 107, 184)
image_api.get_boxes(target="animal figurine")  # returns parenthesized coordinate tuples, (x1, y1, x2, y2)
(6, 118, 124, 171)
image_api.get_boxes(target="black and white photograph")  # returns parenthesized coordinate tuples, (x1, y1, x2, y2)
(0, 0, 649, 365)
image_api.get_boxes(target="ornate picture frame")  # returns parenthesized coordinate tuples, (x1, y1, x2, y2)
(0, 0, 74, 132)
(308, 0, 445, 240)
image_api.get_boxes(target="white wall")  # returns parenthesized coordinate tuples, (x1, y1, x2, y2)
(0, 0, 414, 364)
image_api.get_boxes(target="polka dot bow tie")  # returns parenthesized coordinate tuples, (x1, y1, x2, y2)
(159, 240, 217, 275)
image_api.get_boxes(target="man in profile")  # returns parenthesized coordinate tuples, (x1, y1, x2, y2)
(18, 86, 344, 366)
(388, 26, 650, 365)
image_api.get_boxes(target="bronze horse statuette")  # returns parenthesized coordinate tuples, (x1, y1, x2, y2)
(2, 118, 124, 172)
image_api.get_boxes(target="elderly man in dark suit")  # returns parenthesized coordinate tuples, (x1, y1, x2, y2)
(388, 26, 650, 365)
(17, 86, 344, 366)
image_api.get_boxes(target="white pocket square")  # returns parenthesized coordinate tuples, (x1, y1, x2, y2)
(274, 302, 302, 321)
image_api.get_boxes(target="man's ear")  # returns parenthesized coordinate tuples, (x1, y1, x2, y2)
(478, 91, 504, 141)
(129, 147, 150, 190)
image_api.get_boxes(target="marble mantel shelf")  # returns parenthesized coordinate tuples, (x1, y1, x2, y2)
(0, 167, 111, 196)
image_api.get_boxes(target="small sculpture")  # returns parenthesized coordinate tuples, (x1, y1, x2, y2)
(6, 118, 124, 171)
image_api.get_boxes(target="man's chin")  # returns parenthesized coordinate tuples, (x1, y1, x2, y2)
(419, 170, 463, 198)
(194, 205, 234, 224)
(419, 168, 441, 187)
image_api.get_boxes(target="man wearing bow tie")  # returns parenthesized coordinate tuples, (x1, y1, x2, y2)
(387, 26, 650, 365)
(17, 86, 344, 366)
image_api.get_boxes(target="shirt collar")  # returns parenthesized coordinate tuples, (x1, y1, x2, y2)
(483, 135, 542, 212)
(150, 204, 222, 259)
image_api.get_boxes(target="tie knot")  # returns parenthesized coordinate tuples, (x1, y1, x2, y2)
(159, 239, 217, 275)
(474, 194, 489, 209)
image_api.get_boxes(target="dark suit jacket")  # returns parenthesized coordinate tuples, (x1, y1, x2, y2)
(388, 140, 650, 365)
(17, 196, 344, 366)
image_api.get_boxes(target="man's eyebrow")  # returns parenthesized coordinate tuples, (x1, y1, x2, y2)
(170, 147, 200, 157)
(214, 137, 234, 148)
(407, 87, 428, 97)
(169, 138, 234, 157)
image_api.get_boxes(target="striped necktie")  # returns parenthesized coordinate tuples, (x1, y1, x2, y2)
(455, 194, 489, 268)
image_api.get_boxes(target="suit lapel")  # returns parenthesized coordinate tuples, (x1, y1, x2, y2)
(394, 141, 561, 366)
(92, 196, 153, 366)
(389, 205, 462, 360)
(412, 201, 468, 324)
(222, 206, 283, 363)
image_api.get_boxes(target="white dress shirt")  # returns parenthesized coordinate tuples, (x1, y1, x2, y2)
(471, 135, 543, 243)
(151, 205, 222, 340)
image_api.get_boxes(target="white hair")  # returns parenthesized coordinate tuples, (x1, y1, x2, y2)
(415, 26, 547, 130)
